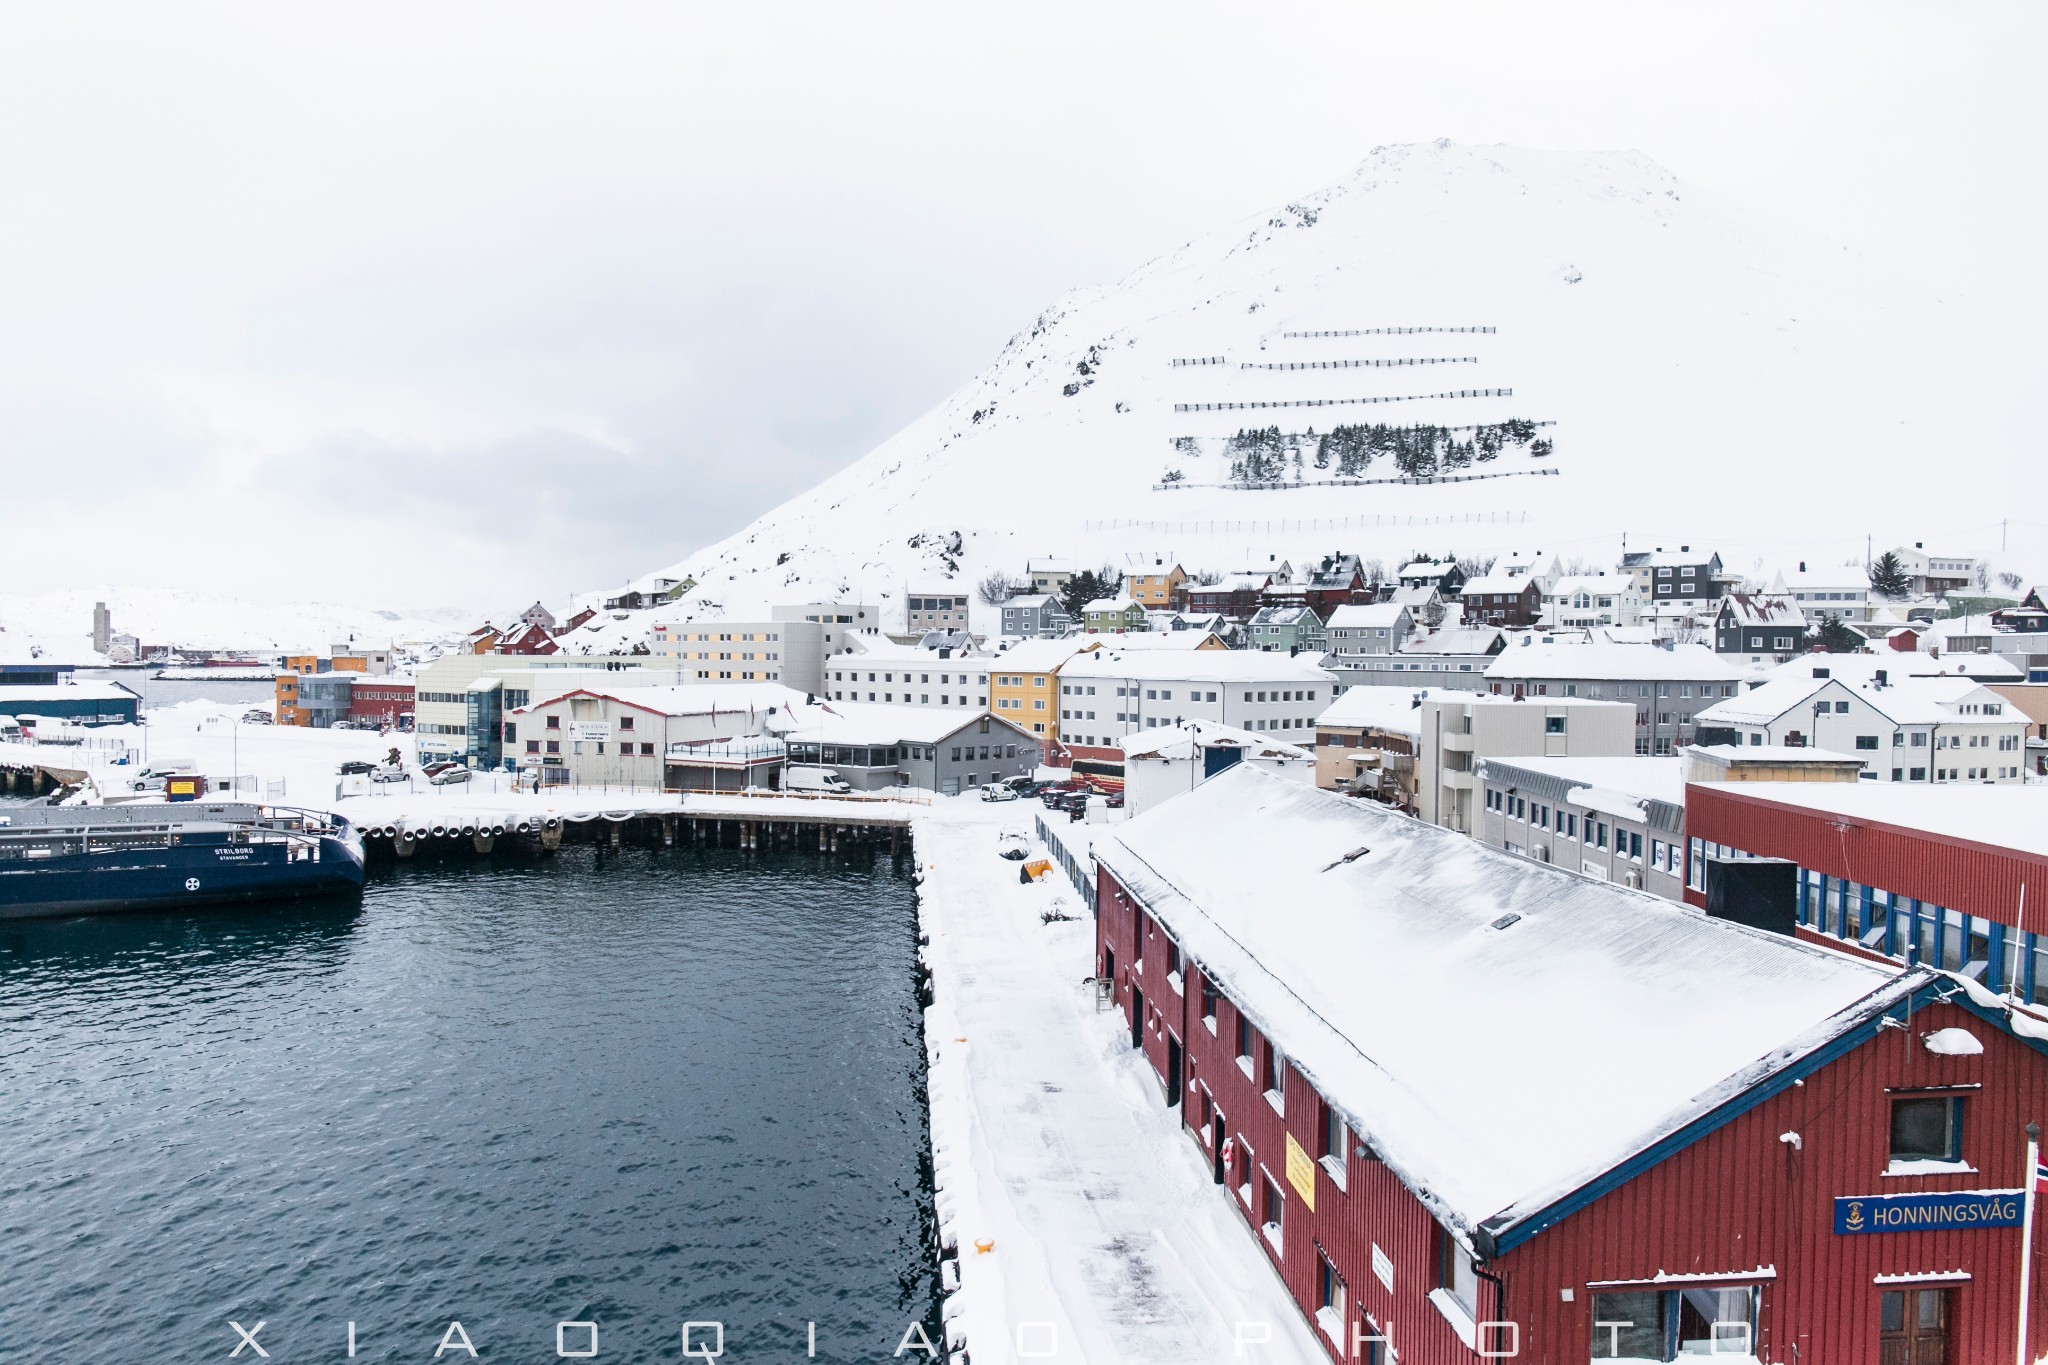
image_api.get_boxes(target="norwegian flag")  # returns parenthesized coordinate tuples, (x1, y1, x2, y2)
(2035, 1158, 2048, 1194)
(819, 703, 842, 717)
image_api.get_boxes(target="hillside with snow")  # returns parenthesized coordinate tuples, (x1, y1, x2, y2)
(0, 586, 464, 663)
(617, 140, 2035, 634)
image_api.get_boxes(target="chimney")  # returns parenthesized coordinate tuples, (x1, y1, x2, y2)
(1874, 669, 1887, 688)
(1680, 545, 1690, 553)
(1812, 667, 1830, 679)
(1916, 541, 1924, 549)
(1798, 561, 1807, 573)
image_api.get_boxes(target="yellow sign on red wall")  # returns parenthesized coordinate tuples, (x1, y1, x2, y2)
(1284, 1132, 1317, 1212)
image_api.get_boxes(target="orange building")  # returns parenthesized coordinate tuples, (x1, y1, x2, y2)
(987, 639, 1099, 750)
(1124, 561, 1186, 611)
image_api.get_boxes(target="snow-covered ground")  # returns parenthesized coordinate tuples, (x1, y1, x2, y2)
(0, 585, 464, 664)
(914, 800, 1324, 1364)
(605, 140, 2037, 634)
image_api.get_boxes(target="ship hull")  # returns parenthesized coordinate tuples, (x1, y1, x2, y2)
(0, 834, 365, 920)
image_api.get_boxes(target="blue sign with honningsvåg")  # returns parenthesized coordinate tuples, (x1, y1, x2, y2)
(1835, 1190, 2024, 1234)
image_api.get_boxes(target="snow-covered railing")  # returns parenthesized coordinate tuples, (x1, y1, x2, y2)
(1034, 811, 1095, 901)
(1169, 356, 1226, 367)
(1281, 326, 1495, 337)
(1174, 388, 1512, 412)
(1079, 510, 1534, 532)
(1241, 356, 1478, 370)
(1152, 467, 1561, 492)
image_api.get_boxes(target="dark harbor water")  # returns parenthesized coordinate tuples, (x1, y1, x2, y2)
(0, 844, 938, 1362)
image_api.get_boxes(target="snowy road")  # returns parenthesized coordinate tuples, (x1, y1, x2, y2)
(916, 802, 1326, 1365)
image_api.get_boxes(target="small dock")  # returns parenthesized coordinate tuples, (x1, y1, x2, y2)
(338, 789, 922, 858)
(0, 742, 92, 798)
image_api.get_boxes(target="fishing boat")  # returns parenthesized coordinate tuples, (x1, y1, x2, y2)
(0, 801, 365, 919)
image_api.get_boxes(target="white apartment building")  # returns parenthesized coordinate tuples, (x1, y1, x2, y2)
(1055, 649, 1337, 758)
(1695, 662, 2028, 783)
(826, 642, 989, 710)
(1775, 564, 1874, 623)
(1542, 574, 1642, 629)
(648, 620, 818, 692)
(1890, 544, 1977, 598)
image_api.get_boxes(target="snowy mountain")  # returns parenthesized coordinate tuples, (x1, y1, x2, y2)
(0, 586, 465, 663)
(632, 140, 2033, 633)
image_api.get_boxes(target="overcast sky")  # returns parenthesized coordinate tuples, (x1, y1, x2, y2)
(0, 3, 2037, 615)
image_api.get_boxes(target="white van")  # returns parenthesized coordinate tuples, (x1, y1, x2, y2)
(785, 764, 853, 795)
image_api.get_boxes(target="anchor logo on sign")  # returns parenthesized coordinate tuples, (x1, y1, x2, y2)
(1843, 1200, 1866, 1232)
(184, 878, 200, 891)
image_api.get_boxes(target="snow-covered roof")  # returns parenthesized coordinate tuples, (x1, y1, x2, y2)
(1921, 613, 2004, 642)
(1629, 547, 1721, 568)
(1400, 626, 1505, 656)
(1719, 591, 1806, 628)
(1683, 743, 1868, 768)
(1485, 640, 1738, 682)
(1119, 718, 1310, 762)
(1387, 585, 1439, 608)
(1699, 781, 2048, 862)
(1248, 605, 1319, 626)
(1315, 684, 1441, 735)
(1701, 667, 2015, 729)
(844, 636, 986, 664)
(1093, 764, 1908, 1246)
(1001, 594, 1063, 612)
(1398, 559, 1454, 578)
(1477, 755, 1686, 807)
(985, 638, 1099, 672)
(1325, 603, 1410, 629)
(1082, 596, 1142, 615)
(513, 682, 813, 720)
(1096, 630, 1225, 651)
(1064, 649, 1334, 684)
(1459, 573, 1533, 597)
(785, 702, 1033, 747)
(1190, 573, 1270, 594)
(0, 682, 140, 703)
(1547, 574, 1630, 597)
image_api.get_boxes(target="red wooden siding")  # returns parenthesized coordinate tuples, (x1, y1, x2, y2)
(1686, 783, 2048, 922)
(1096, 863, 2048, 1362)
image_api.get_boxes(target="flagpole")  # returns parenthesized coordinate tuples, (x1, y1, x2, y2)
(2020, 1120, 2041, 1365)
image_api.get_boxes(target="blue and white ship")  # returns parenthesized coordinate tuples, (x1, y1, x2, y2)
(0, 801, 365, 919)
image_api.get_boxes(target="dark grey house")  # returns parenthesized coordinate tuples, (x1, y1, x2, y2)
(1000, 594, 1074, 639)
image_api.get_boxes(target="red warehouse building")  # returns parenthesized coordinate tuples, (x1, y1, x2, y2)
(1685, 781, 2048, 1006)
(1093, 764, 2048, 1363)
(348, 679, 415, 730)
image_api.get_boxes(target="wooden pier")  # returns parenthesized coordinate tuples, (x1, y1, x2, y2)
(340, 790, 919, 860)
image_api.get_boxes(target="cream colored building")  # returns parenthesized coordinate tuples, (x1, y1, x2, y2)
(1416, 693, 1638, 833)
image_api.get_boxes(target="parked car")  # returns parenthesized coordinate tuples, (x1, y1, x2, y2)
(338, 760, 377, 776)
(980, 783, 1019, 802)
(240, 709, 273, 725)
(428, 765, 471, 786)
(370, 765, 410, 784)
(1038, 785, 1077, 808)
(1104, 792, 1125, 809)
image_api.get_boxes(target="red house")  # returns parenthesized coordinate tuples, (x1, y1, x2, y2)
(1092, 764, 2048, 1363)
(348, 679, 414, 729)
(493, 622, 561, 655)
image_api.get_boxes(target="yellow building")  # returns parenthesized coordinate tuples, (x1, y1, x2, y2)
(987, 639, 1099, 746)
(1125, 562, 1186, 611)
